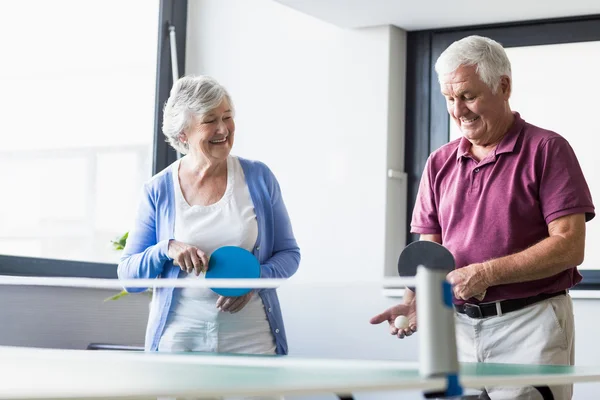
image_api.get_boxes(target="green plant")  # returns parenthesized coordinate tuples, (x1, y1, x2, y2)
(110, 231, 129, 251)
(104, 231, 152, 302)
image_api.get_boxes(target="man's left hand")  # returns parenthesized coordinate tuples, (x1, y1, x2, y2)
(216, 292, 254, 313)
(447, 263, 490, 301)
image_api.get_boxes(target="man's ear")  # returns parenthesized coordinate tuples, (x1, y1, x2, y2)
(500, 75, 511, 99)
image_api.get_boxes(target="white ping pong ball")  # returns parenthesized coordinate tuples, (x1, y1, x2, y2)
(394, 315, 409, 330)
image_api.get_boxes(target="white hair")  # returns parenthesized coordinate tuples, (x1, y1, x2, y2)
(434, 35, 512, 93)
(162, 75, 235, 154)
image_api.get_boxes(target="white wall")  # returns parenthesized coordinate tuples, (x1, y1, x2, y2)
(186, 2, 414, 398)
(185, 0, 409, 333)
(186, 0, 406, 283)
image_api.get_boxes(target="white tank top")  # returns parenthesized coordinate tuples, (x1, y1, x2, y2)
(158, 155, 275, 354)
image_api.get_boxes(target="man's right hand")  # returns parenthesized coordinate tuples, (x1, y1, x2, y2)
(369, 301, 417, 339)
(167, 240, 208, 276)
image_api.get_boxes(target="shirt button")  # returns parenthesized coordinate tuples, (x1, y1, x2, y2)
(268, 307, 272, 312)
(256, 246, 260, 250)
(474, 168, 480, 173)
(275, 329, 280, 334)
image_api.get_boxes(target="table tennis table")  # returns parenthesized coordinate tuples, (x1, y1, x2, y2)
(2, 345, 600, 400)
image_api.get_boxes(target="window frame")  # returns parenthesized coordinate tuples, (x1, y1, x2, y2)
(404, 14, 600, 289)
(0, 0, 187, 278)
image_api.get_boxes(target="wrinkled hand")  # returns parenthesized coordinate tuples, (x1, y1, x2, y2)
(216, 292, 254, 313)
(446, 263, 489, 301)
(167, 240, 208, 276)
(369, 302, 417, 339)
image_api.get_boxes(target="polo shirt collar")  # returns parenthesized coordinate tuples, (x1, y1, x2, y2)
(456, 112, 524, 160)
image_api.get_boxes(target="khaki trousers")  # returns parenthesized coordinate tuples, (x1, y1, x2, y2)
(456, 293, 575, 400)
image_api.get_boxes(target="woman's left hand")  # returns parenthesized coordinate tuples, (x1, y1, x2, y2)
(216, 291, 254, 313)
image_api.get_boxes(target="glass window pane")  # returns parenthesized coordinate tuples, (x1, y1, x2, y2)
(448, 41, 600, 269)
(0, 0, 158, 264)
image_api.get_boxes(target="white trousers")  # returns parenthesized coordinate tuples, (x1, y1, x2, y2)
(455, 293, 575, 400)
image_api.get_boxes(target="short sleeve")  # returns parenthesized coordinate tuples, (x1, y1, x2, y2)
(411, 156, 442, 234)
(538, 137, 595, 224)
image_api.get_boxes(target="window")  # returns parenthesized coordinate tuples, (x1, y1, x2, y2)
(0, 0, 159, 264)
(0, 1, 186, 274)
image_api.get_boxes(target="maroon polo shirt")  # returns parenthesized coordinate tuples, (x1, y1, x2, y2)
(411, 112, 595, 304)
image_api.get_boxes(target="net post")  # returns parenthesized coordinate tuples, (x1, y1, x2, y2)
(417, 264, 463, 398)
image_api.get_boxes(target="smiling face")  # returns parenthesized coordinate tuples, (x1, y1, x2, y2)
(182, 98, 235, 163)
(440, 65, 512, 146)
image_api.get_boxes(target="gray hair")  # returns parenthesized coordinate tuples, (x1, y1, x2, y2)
(162, 75, 235, 154)
(434, 35, 512, 93)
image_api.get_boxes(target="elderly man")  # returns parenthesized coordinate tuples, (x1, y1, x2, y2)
(371, 35, 594, 399)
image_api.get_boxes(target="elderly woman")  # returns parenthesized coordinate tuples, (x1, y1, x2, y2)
(118, 75, 300, 356)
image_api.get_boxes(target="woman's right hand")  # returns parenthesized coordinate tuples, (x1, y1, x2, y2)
(167, 240, 208, 275)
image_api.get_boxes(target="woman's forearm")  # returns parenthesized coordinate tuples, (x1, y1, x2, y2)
(260, 247, 300, 279)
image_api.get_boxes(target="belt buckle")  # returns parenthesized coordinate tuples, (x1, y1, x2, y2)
(464, 303, 483, 319)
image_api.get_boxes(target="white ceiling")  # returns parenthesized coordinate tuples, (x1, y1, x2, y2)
(274, 0, 600, 30)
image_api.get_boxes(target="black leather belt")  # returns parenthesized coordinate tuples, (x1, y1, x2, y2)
(454, 290, 567, 319)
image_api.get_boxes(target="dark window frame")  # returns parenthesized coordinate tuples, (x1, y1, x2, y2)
(153, 0, 187, 175)
(405, 14, 600, 289)
(0, 0, 187, 278)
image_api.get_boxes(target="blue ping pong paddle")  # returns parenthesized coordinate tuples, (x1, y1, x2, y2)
(205, 246, 261, 297)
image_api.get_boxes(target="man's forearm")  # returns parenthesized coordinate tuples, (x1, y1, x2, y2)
(481, 234, 584, 287)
